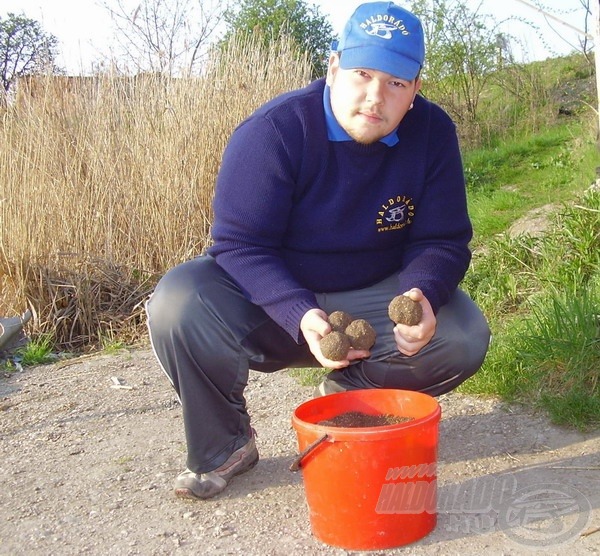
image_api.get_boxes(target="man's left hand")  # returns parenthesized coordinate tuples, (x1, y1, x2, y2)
(393, 288, 436, 356)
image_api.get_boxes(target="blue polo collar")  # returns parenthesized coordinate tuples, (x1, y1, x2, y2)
(323, 84, 399, 147)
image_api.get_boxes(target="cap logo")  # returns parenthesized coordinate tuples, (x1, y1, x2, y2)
(360, 15, 410, 39)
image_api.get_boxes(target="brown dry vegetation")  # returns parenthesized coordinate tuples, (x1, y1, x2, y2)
(0, 35, 312, 349)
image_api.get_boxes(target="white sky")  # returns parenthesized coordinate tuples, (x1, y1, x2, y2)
(1, 0, 593, 74)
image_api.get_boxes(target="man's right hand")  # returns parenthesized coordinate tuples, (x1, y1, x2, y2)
(300, 308, 369, 369)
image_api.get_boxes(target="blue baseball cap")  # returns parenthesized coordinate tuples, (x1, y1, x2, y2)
(337, 2, 425, 81)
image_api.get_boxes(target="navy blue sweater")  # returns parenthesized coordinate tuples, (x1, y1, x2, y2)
(209, 78, 472, 342)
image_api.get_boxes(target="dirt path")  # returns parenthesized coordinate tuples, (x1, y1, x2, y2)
(1, 348, 599, 555)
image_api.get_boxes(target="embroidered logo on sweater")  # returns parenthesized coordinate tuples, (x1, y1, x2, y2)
(376, 195, 414, 232)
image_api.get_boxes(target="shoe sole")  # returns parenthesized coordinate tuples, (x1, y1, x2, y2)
(174, 454, 259, 500)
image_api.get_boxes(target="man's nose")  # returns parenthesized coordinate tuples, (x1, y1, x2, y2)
(365, 79, 385, 105)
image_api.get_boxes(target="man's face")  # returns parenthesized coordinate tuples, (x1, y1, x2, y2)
(326, 53, 421, 145)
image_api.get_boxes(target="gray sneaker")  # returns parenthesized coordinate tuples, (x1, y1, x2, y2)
(174, 431, 259, 500)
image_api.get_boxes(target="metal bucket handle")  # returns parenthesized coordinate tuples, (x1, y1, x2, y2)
(289, 433, 329, 472)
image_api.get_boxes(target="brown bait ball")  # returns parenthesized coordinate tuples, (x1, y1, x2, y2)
(388, 295, 423, 326)
(328, 310, 354, 333)
(345, 319, 376, 350)
(320, 331, 352, 361)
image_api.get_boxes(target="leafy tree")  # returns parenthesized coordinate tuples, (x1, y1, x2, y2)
(409, 0, 501, 126)
(0, 13, 59, 95)
(223, 0, 333, 78)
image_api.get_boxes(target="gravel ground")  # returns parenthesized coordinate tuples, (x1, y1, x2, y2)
(1, 348, 599, 555)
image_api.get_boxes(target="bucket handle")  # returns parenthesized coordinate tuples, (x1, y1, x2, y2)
(289, 433, 329, 472)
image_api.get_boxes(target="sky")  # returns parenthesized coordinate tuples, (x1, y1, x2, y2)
(1, 0, 594, 74)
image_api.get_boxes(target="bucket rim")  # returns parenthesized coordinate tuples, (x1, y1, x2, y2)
(292, 388, 441, 442)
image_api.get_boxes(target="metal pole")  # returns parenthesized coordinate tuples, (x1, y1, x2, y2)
(594, 0, 600, 140)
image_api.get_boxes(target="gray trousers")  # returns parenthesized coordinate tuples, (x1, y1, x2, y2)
(146, 255, 490, 474)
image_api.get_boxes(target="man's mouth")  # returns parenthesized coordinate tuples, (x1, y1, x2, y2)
(359, 110, 383, 123)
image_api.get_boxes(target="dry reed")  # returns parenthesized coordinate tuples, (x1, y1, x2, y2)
(0, 34, 312, 349)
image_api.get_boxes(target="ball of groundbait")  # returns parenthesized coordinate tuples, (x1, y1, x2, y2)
(328, 310, 354, 333)
(345, 319, 376, 350)
(388, 295, 423, 326)
(320, 331, 352, 361)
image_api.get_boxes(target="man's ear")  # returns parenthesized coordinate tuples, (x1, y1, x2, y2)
(326, 53, 340, 86)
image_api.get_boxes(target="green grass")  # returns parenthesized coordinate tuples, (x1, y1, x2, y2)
(461, 189, 600, 429)
(2, 334, 56, 369)
(289, 367, 327, 387)
(464, 121, 593, 244)
(99, 332, 128, 354)
(529, 53, 596, 91)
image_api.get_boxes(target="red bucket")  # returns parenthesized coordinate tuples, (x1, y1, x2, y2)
(291, 389, 440, 550)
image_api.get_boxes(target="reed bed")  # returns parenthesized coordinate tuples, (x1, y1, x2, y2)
(0, 34, 312, 349)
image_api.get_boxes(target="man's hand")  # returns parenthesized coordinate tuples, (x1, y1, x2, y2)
(300, 308, 369, 369)
(393, 289, 436, 356)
